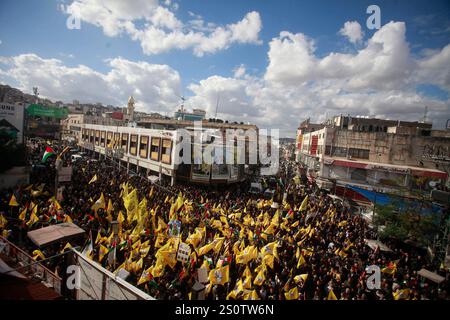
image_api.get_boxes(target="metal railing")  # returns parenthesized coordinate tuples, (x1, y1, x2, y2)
(0, 236, 62, 294)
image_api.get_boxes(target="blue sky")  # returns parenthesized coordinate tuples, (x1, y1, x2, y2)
(0, 0, 449, 136)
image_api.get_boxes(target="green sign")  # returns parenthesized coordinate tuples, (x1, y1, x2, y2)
(26, 104, 68, 119)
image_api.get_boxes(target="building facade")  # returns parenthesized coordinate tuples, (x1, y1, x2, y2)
(78, 121, 260, 186)
(296, 115, 450, 200)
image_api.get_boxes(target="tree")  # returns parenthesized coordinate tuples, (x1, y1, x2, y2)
(373, 198, 440, 248)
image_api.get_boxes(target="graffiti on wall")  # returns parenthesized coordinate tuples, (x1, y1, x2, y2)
(421, 144, 450, 161)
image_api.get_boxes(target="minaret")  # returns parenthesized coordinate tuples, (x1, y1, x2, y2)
(127, 96, 135, 121)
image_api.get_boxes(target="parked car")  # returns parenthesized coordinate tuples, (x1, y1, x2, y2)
(71, 154, 82, 162)
(249, 183, 263, 194)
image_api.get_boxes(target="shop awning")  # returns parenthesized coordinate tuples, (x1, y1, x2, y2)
(364, 239, 393, 252)
(27, 223, 85, 247)
(417, 269, 445, 284)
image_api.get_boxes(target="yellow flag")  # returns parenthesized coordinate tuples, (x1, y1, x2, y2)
(227, 279, 244, 300)
(381, 262, 397, 275)
(261, 241, 279, 260)
(262, 254, 275, 269)
(27, 211, 39, 227)
(299, 195, 308, 211)
(209, 265, 229, 285)
(213, 237, 225, 254)
(18, 207, 27, 221)
(123, 189, 138, 217)
(327, 289, 337, 300)
(393, 289, 410, 300)
(117, 210, 125, 224)
(149, 186, 154, 198)
(294, 273, 308, 284)
(32, 249, 45, 260)
(243, 290, 260, 300)
(107, 199, 114, 214)
(134, 257, 144, 272)
(99, 245, 108, 262)
(297, 254, 306, 268)
(88, 174, 98, 184)
(137, 267, 152, 286)
(0, 214, 7, 229)
(9, 194, 19, 206)
(91, 193, 106, 212)
(253, 267, 266, 286)
(60, 242, 73, 253)
(198, 241, 215, 256)
(186, 229, 203, 248)
(236, 245, 258, 264)
(285, 287, 299, 300)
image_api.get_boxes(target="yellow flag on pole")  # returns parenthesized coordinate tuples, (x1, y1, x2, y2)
(107, 199, 114, 214)
(32, 249, 46, 260)
(19, 207, 27, 221)
(117, 210, 125, 224)
(91, 193, 106, 212)
(297, 254, 306, 268)
(327, 289, 338, 300)
(299, 195, 308, 211)
(88, 174, 98, 184)
(27, 211, 39, 227)
(285, 287, 299, 300)
(208, 265, 229, 285)
(253, 267, 266, 286)
(9, 194, 19, 206)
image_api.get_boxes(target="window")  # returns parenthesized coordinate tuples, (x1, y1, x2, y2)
(161, 138, 172, 164)
(90, 129, 95, 143)
(130, 134, 138, 156)
(95, 130, 100, 145)
(349, 148, 370, 159)
(150, 137, 161, 161)
(121, 133, 129, 152)
(106, 132, 113, 147)
(139, 135, 149, 158)
(100, 131, 106, 147)
(114, 132, 120, 148)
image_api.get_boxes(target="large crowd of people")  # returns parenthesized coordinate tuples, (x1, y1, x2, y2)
(0, 140, 449, 300)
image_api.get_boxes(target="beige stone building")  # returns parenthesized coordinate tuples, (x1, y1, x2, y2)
(295, 115, 449, 198)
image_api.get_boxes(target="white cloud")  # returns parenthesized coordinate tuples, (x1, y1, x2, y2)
(1, 21, 449, 136)
(65, 0, 262, 56)
(188, 21, 450, 134)
(0, 53, 180, 113)
(339, 21, 364, 44)
(233, 64, 246, 78)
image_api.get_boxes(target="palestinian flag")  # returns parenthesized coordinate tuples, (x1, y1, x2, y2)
(42, 146, 56, 163)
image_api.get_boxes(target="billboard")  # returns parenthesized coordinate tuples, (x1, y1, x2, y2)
(0, 103, 24, 144)
(26, 104, 68, 119)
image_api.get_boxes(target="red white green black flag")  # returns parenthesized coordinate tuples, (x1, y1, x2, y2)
(42, 146, 56, 163)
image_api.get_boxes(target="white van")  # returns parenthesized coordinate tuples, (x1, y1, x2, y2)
(71, 154, 82, 162)
(249, 183, 263, 194)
